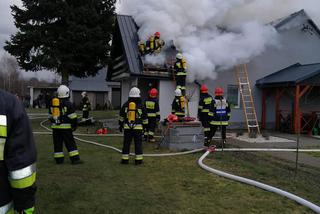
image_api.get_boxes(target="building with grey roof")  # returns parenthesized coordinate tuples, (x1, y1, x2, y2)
(108, 10, 320, 133)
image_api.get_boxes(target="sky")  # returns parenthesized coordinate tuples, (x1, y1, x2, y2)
(0, 0, 59, 81)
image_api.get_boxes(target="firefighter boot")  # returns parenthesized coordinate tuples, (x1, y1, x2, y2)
(71, 159, 84, 165)
(135, 160, 143, 165)
(121, 159, 129, 165)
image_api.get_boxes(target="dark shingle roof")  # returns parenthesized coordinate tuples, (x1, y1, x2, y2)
(116, 15, 142, 75)
(256, 63, 320, 88)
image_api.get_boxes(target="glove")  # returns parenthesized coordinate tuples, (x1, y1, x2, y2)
(119, 126, 123, 133)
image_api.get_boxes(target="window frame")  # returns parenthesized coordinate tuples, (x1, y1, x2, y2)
(227, 84, 241, 109)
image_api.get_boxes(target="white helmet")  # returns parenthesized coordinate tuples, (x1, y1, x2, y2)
(176, 53, 183, 60)
(129, 87, 140, 98)
(81, 91, 87, 97)
(57, 85, 70, 98)
(175, 88, 182, 97)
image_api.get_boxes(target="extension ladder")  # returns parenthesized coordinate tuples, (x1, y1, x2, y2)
(235, 64, 260, 136)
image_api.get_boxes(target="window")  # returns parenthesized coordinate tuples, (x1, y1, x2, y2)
(227, 85, 240, 108)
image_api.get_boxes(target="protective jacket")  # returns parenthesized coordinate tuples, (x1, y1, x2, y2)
(81, 96, 91, 112)
(49, 98, 78, 130)
(198, 93, 213, 122)
(119, 98, 148, 131)
(145, 98, 160, 121)
(209, 96, 231, 126)
(0, 90, 36, 214)
(172, 96, 185, 118)
(174, 58, 187, 76)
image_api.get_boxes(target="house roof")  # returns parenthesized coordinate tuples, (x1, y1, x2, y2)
(70, 69, 120, 92)
(107, 14, 174, 81)
(271, 9, 320, 35)
(256, 63, 320, 88)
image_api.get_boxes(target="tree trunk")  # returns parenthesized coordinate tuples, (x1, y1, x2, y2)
(61, 69, 69, 86)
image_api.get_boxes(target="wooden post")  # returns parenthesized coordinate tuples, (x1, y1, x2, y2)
(261, 89, 267, 129)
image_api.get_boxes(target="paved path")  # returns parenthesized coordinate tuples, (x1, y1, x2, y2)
(227, 132, 320, 169)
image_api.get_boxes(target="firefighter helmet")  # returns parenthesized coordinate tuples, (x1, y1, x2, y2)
(129, 87, 141, 98)
(81, 91, 87, 97)
(200, 85, 208, 93)
(149, 88, 158, 98)
(176, 53, 183, 60)
(167, 114, 179, 123)
(215, 87, 224, 96)
(175, 88, 182, 97)
(154, 31, 161, 37)
(57, 85, 70, 98)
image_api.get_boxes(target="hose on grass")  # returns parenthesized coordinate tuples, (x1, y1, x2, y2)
(38, 119, 320, 213)
(198, 150, 320, 214)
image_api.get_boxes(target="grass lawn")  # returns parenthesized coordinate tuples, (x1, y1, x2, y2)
(31, 112, 320, 214)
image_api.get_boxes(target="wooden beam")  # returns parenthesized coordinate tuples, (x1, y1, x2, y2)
(298, 85, 311, 98)
(294, 85, 301, 134)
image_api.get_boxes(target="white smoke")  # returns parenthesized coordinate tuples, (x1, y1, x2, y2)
(119, 0, 320, 81)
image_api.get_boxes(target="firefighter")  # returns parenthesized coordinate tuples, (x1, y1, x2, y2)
(0, 90, 36, 213)
(198, 85, 213, 146)
(119, 87, 148, 165)
(171, 87, 185, 121)
(81, 91, 91, 120)
(209, 87, 231, 147)
(49, 85, 82, 164)
(174, 53, 187, 95)
(144, 88, 160, 143)
(145, 32, 165, 54)
(138, 40, 146, 56)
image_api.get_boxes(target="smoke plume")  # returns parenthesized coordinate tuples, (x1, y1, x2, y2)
(119, 0, 320, 81)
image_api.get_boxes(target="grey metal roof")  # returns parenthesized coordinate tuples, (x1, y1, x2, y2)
(117, 15, 142, 75)
(70, 69, 120, 92)
(256, 63, 320, 88)
(271, 9, 320, 35)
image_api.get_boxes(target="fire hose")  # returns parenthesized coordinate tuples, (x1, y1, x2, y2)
(38, 119, 320, 213)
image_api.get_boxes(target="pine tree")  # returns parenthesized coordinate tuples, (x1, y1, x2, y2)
(5, 0, 116, 85)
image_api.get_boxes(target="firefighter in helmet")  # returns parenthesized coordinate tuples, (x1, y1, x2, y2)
(0, 90, 36, 213)
(174, 53, 187, 95)
(171, 87, 185, 121)
(81, 91, 91, 120)
(145, 32, 165, 54)
(209, 87, 231, 147)
(49, 85, 82, 164)
(144, 88, 160, 143)
(119, 87, 148, 165)
(198, 85, 213, 146)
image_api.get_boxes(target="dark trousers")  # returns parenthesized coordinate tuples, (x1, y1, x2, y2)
(82, 110, 89, 119)
(52, 129, 80, 163)
(122, 129, 143, 159)
(201, 120, 211, 144)
(146, 117, 157, 141)
(176, 75, 186, 95)
(211, 125, 227, 140)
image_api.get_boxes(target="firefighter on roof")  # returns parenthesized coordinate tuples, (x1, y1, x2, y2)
(209, 87, 231, 147)
(145, 32, 165, 54)
(119, 87, 148, 165)
(144, 88, 160, 143)
(171, 87, 185, 121)
(0, 90, 36, 214)
(81, 91, 91, 120)
(198, 85, 213, 146)
(49, 85, 82, 165)
(174, 53, 187, 95)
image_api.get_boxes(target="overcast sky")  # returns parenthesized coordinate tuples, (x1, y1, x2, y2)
(0, 0, 60, 81)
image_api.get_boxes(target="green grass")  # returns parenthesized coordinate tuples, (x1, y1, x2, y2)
(31, 114, 320, 214)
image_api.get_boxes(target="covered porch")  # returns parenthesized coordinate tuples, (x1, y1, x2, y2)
(256, 63, 320, 134)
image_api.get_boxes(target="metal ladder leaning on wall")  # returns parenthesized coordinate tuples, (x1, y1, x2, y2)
(235, 64, 261, 136)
